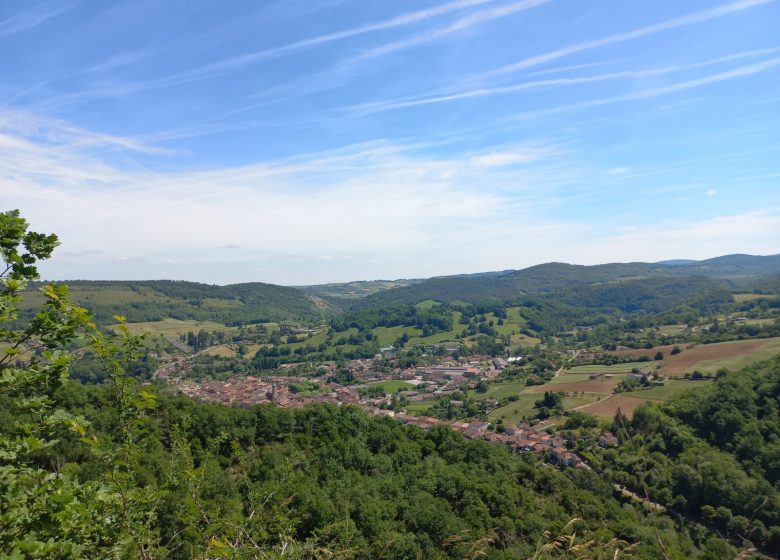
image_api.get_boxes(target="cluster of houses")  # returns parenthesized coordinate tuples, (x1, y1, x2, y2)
(366, 410, 588, 469)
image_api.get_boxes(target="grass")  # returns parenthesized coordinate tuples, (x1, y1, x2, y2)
(487, 394, 540, 424)
(624, 379, 713, 401)
(680, 337, 780, 374)
(510, 334, 541, 346)
(372, 326, 422, 347)
(561, 393, 602, 410)
(733, 293, 776, 303)
(113, 318, 236, 337)
(368, 380, 415, 393)
(548, 373, 602, 384)
(567, 362, 656, 374)
(202, 345, 237, 358)
(404, 401, 437, 415)
(467, 380, 529, 401)
(415, 300, 440, 309)
(657, 324, 687, 336)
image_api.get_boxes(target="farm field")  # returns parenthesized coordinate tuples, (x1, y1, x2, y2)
(661, 337, 780, 374)
(487, 392, 602, 425)
(733, 293, 776, 303)
(561, 393, 602, 411)
(373, 326, 422, 346)
(404, 401, 436, 414)
(467, 380, 528, 400)
(115, 318, 237, 337)
(567, 362, 655, 374)
(368, 380, 415, 393)
(548, 373, 597, 384)
(487, 394, 540, 424)
(202, 345, 237, 358)
(527, 378, 622, 394)
(625, 379, 713, 401)
(577, 395, 651, 418)
(611, 345, 680, 359)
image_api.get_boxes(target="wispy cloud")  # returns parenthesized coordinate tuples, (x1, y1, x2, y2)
(481, 0, 775, 78)
(510, 57, 780, 120)
(35, 0, 504, 105)
(350, 0, 550, 63)
(347, 48, 780, 114)
(0, 0, 82, 38)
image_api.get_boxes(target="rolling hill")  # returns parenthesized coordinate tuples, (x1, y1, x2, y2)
(29, 254, 780, 326)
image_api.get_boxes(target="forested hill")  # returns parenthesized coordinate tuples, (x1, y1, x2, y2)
(595, 354, 780, 551)
(21, 280, 333, 324)
(30, 254, 780, 325)
(354, 254, 780, 309)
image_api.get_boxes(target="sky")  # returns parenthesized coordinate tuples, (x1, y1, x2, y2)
(2, 0, 780, 285)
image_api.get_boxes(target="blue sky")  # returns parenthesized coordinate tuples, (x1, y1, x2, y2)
(2, 0, 779, 284)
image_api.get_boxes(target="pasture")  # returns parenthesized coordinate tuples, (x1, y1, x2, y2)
(577, 395, 650, 418)
(567, 362, 654, 374)
(625, 379, 713, 401)
(661, 337, 780, 374)
(487, 394, 540, 424)
(114, 318, 236, 337)
(467, 380, 528, 401)
(368, 380, 415, 393)
(733, 293, 776, 303)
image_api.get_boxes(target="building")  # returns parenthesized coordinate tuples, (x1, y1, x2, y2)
(599, 432, 619, 447)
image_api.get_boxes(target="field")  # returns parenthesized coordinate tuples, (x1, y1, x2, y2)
(661, 337, 780, 374)
(527, 378, 622, 394)
(625, 379, 713, 401)
(114, 318, 237, 337)
(467, 380, 528, 400)
(202, 345, 237, 358)
(611, 345, 680, 359)
(487, 394, 540, 424)
(404, 401, 437, 414)
(373, 326, 422, 346)
(577, 395, 651, 418)
(733, 293, 776, 303)
(567, 362, 654, 374)
(548, 373, 596, 384)
(368, 380, 414, 393)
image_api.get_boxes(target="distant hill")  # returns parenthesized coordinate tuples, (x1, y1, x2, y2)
(355, 254, 780, 309)
(656, 259, 698, 266)
(298, 278, 423, 299)
(22, 280, 332, 325)
(31, 254, 780, 325)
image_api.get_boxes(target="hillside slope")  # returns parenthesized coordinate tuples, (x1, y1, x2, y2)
(22, 280, 331, 325)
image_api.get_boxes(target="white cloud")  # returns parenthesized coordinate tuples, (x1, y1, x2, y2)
(707, 189, 717, 196)
(3, 109, 777, 284)
(572, 211, 780, 264)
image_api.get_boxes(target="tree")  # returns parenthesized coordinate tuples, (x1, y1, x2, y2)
(0, 210, 123, 557)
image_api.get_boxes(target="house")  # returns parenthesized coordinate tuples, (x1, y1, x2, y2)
(379, 346, 396, 359)
(599, 432, 619, 448)
(465, 420, 490, 436)
(491, 357, 508, 370)
(503, 424, 520, 436)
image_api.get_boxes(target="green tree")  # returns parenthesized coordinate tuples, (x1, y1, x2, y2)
(0, 210, 123, 557)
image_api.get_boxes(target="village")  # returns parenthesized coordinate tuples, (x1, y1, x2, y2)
(169, 350, 620, 470)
